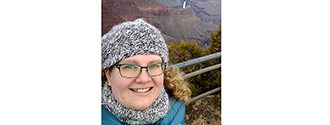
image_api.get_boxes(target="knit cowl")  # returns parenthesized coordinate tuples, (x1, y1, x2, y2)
(102, 83, 169, 125)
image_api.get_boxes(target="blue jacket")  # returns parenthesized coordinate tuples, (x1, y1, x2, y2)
(102, 97, 186, 125)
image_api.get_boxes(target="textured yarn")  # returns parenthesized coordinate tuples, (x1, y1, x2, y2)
(101, 18, 168, 70)
(102, 83, 169, 125)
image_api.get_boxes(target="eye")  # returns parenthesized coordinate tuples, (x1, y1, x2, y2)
(122, 64, 138, 70)
(149, 63, 161, 69)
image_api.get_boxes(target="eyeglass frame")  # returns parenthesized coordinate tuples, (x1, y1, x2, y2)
(114, 62, 167, 78)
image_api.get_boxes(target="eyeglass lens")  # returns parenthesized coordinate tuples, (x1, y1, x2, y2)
(117, 62, 165, 78)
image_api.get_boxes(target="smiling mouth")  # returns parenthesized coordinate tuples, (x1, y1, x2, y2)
(130, 87, 153, 93)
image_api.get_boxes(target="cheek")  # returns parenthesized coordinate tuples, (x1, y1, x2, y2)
(108, 71, 134, 89)
(109, 76, 127, 87)
(108, 70, 122, 86)
(153, 75, 164, 85)
(109, 78, 132, 99)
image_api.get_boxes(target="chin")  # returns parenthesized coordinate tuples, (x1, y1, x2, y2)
(131, 101, 154, 110)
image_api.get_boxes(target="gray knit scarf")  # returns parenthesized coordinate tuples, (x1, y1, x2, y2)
(102, 83, 169, 125)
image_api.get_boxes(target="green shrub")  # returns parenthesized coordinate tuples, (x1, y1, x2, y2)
(168, 25, 221, 97)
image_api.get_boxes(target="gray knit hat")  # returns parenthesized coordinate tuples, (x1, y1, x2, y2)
(102, 18, 169, 70)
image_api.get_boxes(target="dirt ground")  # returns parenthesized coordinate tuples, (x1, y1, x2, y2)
(185, 95, 221, 125)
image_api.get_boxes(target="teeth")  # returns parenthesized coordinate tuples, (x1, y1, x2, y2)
(133, 88, 151, 92)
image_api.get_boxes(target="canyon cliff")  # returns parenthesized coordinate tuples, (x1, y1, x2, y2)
(102, 0, 220, 46)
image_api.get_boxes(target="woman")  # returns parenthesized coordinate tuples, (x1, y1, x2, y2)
(101, 18, 191, 125)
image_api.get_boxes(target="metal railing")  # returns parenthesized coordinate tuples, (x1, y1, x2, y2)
(175, 52, 221, 68)
(174, 52, 221, 104)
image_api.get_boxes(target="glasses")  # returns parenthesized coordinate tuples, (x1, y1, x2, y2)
(114, 62, 166, 78)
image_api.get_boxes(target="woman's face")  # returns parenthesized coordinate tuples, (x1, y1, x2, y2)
(104, 55, 164, 110)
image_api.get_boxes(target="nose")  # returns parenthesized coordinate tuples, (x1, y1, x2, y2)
(135, 69, 151, 83)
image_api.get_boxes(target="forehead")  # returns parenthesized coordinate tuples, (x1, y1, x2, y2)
(120, 55, 162, 64)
